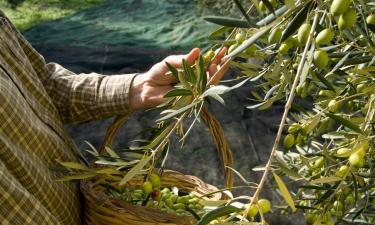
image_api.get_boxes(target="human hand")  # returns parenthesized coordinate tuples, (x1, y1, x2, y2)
(129, 47, 228, 111)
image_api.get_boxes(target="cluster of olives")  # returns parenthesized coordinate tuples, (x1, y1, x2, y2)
(245, 198, 272, 219)
(108, 174, 205, 216)
(302, 187, 364, 225)
(227, 30, 258, 57)
(337, 143, 368, 169)
(283, 123, 310, 150)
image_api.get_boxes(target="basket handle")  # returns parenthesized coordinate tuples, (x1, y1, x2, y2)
(99, 106, 234, 189)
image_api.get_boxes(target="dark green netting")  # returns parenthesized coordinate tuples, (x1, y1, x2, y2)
(24, 0, 218, 50)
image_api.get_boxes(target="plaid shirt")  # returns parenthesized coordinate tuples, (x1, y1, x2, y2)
(0, 11, 137, 225)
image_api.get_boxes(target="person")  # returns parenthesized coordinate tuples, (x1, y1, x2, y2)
(0, 10, 227, 225)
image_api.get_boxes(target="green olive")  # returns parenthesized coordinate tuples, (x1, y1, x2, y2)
(142, 181, 153, 194)
(330, 0, 351, 16)
(172, 203, 186, 210)
(165, 198, 174, 208)
(328, 99, 340, 112)
(284, 134, 295, 149)
(335, 165, 349, 178)
(305, 213, 317, 225)
(336, 148, 351, 157)
(228, 44, 239, 54)
(288, 123, 301, 133)
(316, 28, 334, 45)
(349, 152, 365, 168)
(204, 50, 215, 64)
(268, 27, 282, 44)
(258, 199, 271, 213)
(170, 194, 178, 203)
(297, 23, 311, 45)
(345, 195, 355, 205)
(235, 32, 246, 44)
(366, 14, 375, 24)
(313, 50, 329, 69)
(150, 174, 161, 188)
(246, 204, 258, 218)
(312, 157, 325, 169)
(279, 41, 292, 55)
(338, 9, 357, 30)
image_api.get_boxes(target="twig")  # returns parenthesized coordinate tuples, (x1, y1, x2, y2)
(240, 6, 321, 223)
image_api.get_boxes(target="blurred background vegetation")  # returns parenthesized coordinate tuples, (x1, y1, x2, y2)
(0, 0, 104, 30)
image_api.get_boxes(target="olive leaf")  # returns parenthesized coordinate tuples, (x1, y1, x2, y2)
(56, 172, 97, 182)
(260, 0, 275, 15)
(326, 113, 364, 134)
(309, 176, 342, 184)
(196, 205, 241, 225)
(256, 5, 288, 26)
(165, 61, 179, 80)
(280, 1, 314, 43)
(272, 172, 297, 212)
(233, 0, 252, 24)
(182, 59, 196, 83)
(119, 156, 152, 186)
(164, 88, 193, 98)
(58, 161, 89, 171)
(208, 26, 231, 39)
(204, 16, 252, 28)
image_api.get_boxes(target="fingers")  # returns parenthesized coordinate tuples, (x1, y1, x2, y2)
(163, 48, 201, 67)
(208, 59, 231, 85)
(212, 47, 227, 65)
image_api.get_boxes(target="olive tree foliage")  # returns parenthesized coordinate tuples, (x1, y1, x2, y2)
(197, 0, 375, 224)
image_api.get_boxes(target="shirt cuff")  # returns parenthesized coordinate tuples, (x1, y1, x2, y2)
(98, 73, 138, 116)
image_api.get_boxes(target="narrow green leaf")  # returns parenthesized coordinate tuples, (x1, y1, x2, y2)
(119, 156, 151, 186)
(326, 113, 364, 134)
(343, 56, 374, 65)
(95, 160, 139, 167)
(105, 146, 120, 159)
(202, 77, 250, 97)
(164, 88, 193, 98)
(272, 172, 297, 212)
(204, 16, 251, 28)
(156, 102, 197, 122)
(330, 53, 350, 74)
(197, 55, 207, 93)
(256, 5, 288, 26)
(56, 172, 97, 182)
(130, 124, 173, 150)
(310, 176, 342, 184)
(196, 205, 241, 225)
(59, 161, 89, 171)
(233, 0, 252, 24)
(307, 114, 321, 133)
(165, 62, 179, 80)
(209, 94, 225, 105)
(178, 70, 191, 90)
(209, 26, 231, 39)
(260, 0, 275, 15)
(312, 70, 335, 90)
(247, 99, 273, 110)
(95, 168, 122, 175)
(280, 1, 314, 43)
(182, 59, 196, 83)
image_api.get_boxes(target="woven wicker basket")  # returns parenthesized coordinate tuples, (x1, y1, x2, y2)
(80, 106, 233, 225)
